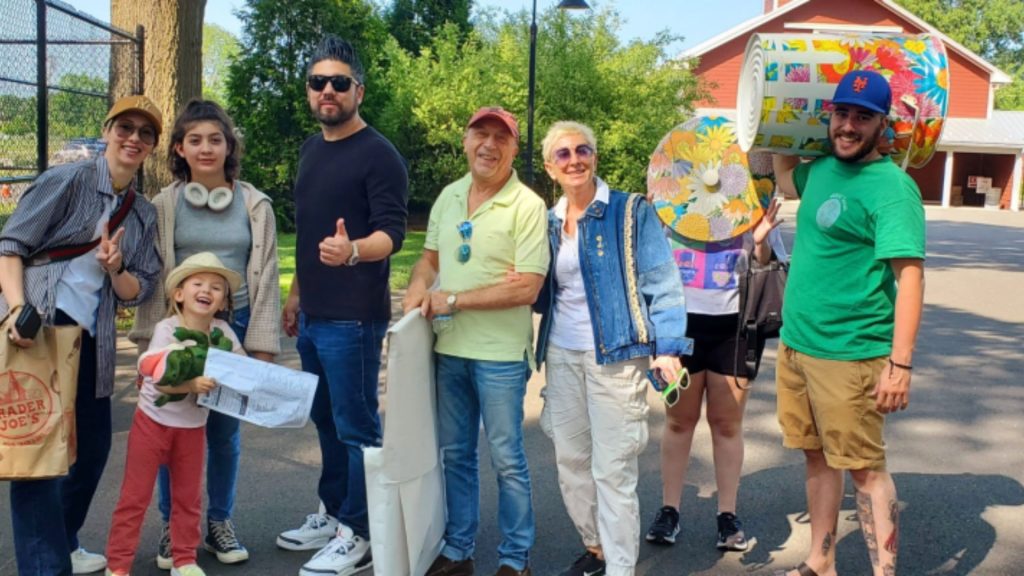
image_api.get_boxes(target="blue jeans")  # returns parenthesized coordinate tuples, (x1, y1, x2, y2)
(299, 313, 387, 540)
(10, 325, 111, 576)
(158, 306, 250, 522)
(436, 353, 534, 570)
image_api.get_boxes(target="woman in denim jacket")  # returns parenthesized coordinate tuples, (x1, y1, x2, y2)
(530, 121, 693, 576)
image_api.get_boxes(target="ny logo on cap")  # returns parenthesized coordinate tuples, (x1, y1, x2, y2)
(853, 75, 869, 93)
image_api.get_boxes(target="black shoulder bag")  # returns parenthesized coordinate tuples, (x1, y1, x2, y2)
(734, 250, 787, 383)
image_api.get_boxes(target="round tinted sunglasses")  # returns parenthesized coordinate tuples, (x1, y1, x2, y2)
(307, 74, 361, 93)
(553, 144, 594, 167)
(112, 121, 157, 146)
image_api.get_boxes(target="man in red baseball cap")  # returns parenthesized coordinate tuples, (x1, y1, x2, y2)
(466, 106, 521, 140)
(769, 70, 925, 576)
(403, 106, 549, 576)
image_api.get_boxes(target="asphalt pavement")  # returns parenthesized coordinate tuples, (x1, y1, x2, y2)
(2, 204, 1023, 576)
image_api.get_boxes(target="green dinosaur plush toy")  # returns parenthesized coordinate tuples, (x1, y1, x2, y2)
(137, 327, 234, 407)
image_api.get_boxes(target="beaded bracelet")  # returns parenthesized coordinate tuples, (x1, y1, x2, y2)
(888, 358, 913, 371)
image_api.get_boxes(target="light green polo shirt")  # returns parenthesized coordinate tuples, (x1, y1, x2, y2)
(425, 171, 550, 365)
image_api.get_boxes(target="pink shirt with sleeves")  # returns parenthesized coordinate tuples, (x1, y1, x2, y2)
(137, 316, 244, 428)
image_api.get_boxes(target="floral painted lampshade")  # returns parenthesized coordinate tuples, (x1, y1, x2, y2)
(647, 116, 768, 242)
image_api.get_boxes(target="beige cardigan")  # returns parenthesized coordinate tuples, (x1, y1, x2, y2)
(129, 180, 281, 356)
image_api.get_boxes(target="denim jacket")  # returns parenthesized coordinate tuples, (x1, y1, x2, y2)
(535, 183, 693, 366)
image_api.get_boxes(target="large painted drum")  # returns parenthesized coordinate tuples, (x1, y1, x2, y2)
(736, 33, 949, 168)
(647, 115, 770, 243)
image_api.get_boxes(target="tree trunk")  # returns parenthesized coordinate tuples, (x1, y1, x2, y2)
(110, 0, 206, 197)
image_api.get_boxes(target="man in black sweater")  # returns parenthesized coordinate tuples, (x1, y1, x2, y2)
(277, 35, 408, 576)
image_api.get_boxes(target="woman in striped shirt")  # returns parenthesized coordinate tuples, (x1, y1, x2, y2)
(0, 95, 163, 576)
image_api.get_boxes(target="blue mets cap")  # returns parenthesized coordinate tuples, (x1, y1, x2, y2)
(831, 70, 892, 115)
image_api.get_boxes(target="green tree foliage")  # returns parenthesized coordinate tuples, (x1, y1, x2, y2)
(385, 0, 472, 55)
(374, 6, 703, 207)
(994, 62, 1024, 109)
(225, 0, 388, 230)
(894, 0, 1024, 109)
(50, 74, 106, 140)
(0, 95, 36, 136)
(203, 23, 240, 104)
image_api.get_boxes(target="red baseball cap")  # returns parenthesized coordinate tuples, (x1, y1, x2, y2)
(467, 106, 520, 140)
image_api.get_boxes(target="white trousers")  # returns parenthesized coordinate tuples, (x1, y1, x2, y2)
(540, 345, 650, 576)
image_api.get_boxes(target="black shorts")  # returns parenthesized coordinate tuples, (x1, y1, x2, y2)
(682, 313, 766, 378)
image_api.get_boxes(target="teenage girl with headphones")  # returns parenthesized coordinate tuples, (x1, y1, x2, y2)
(130, 99, 281, 568)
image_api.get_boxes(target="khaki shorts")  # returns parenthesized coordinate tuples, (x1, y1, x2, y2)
(775, 342, 888, 470)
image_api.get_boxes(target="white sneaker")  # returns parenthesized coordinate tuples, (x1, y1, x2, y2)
(277, 511, 340, 551)
(71, 547, 108, 574)
(170, 564, 206, 576)
(298, 525, 372, 576)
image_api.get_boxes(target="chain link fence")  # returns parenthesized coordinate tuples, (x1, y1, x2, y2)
(0, 0, 142, 225)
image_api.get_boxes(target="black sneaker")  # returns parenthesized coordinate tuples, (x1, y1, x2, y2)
(156, 522, 172, 570)
(716, 512, 749, 551)
(562, 551, 605, 576)
(645, 505, 681, 545)
(204, 518, 250, 564)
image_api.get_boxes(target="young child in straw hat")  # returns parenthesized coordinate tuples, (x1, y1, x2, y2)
(105, 253, 244, 576)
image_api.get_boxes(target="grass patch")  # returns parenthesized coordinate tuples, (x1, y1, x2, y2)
(277, 230, 426, 301)
(118, 231, 425, 332)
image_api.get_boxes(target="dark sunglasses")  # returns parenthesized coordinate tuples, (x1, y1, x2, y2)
(456, 220, 472, 264)
(646, 367, 690, 408)
(307, 74, 360, 93)
(553, 144, 594, 166)
(112, 121, 157, 146)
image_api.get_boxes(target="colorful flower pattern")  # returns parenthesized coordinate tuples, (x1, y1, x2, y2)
(745, 33, 949, 168)
(647, 116, 768, 242)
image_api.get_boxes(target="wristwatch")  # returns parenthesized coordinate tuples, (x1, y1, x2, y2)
(446, 292, 458, 312)
(345, 241, 360, 266)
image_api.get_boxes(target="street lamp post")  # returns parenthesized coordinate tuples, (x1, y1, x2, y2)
(525, 0, 591, 188)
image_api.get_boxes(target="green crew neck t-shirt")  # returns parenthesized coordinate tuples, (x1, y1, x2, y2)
(782, 155, 925, 361)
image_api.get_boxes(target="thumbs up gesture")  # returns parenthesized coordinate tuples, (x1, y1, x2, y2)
(319, 218, 354, 267)
(96, 226, 126, 274)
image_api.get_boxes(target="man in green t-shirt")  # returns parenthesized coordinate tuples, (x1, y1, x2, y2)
(772, 70, 925, 576)
(404, 107, 549, 576)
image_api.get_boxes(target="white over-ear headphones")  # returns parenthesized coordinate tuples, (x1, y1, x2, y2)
(183, 182, 233, 212)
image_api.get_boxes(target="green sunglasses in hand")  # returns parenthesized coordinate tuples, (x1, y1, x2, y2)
(646, 367, 690, 407)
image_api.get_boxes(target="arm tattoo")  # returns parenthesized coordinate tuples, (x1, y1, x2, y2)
(856, 491, 880, 567)
(883, 565, 896, 576)
(884, 499, 899, 555)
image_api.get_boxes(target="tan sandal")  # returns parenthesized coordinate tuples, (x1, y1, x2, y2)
(772, 563, 819, 576)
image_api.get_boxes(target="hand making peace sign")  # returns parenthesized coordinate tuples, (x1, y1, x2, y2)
(96, 226, 126, 274)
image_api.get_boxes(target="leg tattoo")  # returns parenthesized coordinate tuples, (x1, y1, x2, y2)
(856, 491, 879, 567)
(822, 531, 833, 556)
(884, 499, 899, 554)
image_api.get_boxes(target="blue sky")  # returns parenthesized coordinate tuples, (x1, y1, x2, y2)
(62, 0, 764, 54)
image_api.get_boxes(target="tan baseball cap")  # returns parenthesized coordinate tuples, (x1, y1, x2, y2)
(165, 252, 242, 296)
(105, 95, 163, 136)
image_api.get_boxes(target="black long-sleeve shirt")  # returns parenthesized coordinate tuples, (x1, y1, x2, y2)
(293, 126, 408, 321)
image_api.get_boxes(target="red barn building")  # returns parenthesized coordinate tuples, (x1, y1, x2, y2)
(683, 0, 1023, 211)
